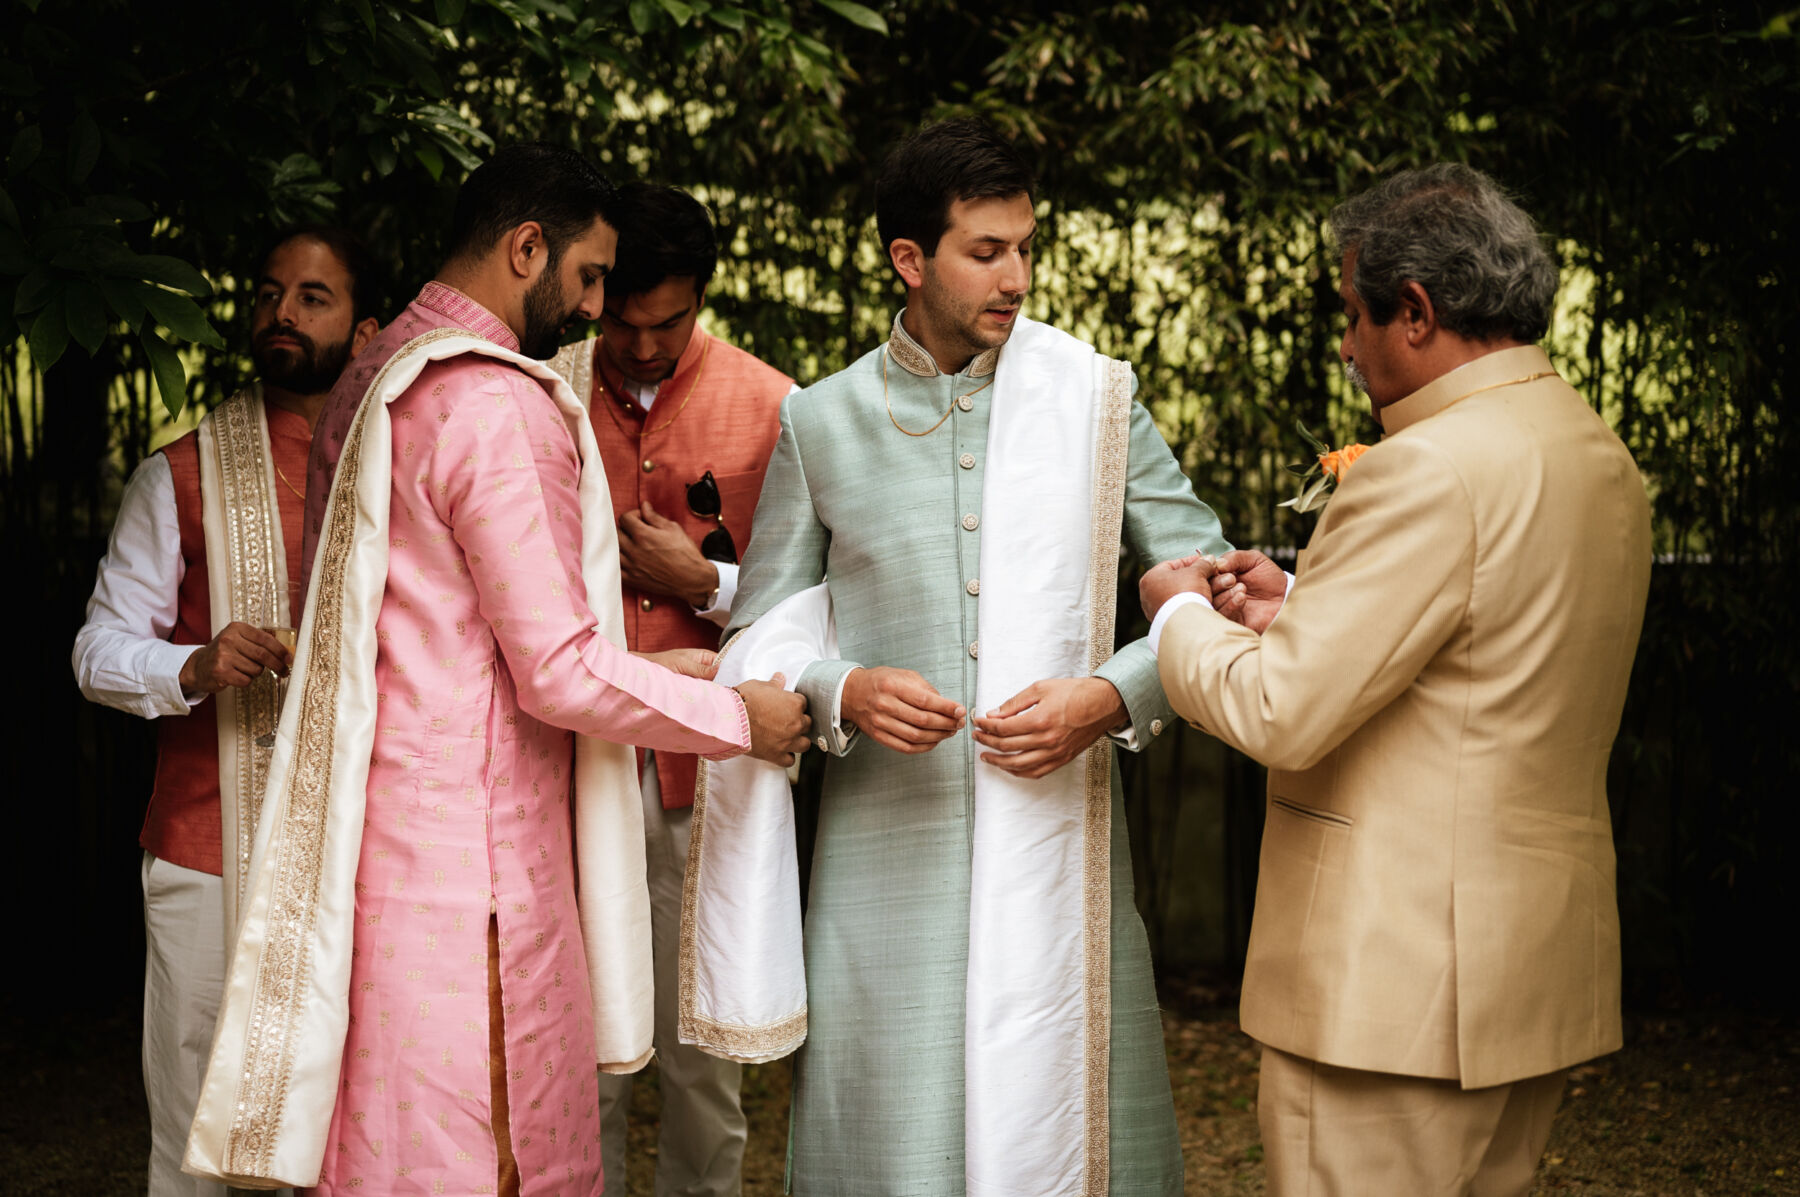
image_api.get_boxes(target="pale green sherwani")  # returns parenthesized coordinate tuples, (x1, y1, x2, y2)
(729, 313, 1227, 1196)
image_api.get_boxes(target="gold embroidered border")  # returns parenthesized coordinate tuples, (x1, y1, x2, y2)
(223, 328, 467, 1176)
(676, 629, 810, 1063)
(1081, 356, 1133, 1196)
(548, 338, 596, 411)
(207, 389, 283, 911)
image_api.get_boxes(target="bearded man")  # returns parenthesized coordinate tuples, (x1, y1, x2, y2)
(73, 226, 380, 1197)
(184, 144, 810, 1197)
(688, 118, 1231, 1196)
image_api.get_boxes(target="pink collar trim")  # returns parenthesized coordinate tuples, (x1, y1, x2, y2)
(416, 281, 520, 352)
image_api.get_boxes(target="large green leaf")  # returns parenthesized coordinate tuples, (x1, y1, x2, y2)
(142, 287, 226, 350)
(140, 328, 189, 418)
(13, 266, 53, 314)
(6, 125, 41, 177)
(26, 293, 69, 373)
(131, 255, 213, 297)
(68, 110, 101, 184)
(97, 277, 148, 332)
(815, 0, 886, 34)
(63, 280, 107, 354)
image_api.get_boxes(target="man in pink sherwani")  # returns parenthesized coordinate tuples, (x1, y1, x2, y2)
(187, 145, 810, 1197)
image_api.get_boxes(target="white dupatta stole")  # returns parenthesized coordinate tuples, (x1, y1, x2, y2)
(196, 386, 293, 944)
(680, 316, 1133, 1196)
(185, 330, 656, 1189)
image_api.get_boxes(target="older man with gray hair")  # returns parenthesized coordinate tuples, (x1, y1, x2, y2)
(1142, 163, 1652, 1194)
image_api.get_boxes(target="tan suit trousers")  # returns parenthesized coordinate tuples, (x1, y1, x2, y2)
(594, 756, 746, 1196)
(1258, 1044, 1566, 1197)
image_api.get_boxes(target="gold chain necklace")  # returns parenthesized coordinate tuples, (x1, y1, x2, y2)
(272, 459, 304, 501)
(597, 336, 714, 436)
(883, 348, 995, 437)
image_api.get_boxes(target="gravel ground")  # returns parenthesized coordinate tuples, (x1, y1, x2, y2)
(6, 986, 1795, 1195)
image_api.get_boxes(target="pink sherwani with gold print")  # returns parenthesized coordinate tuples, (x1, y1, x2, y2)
(307, 296, 749, 1197)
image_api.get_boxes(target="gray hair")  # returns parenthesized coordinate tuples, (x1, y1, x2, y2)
(1328, 163, 1559, 344)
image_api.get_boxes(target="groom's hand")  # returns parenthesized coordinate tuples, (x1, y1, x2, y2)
(736, 674, 813, 767)
(973, 677, 1126, 780)
(841, 666, 966, 754)
(1208, 549, 1289, 634)
(1139, 554, 1216, 623)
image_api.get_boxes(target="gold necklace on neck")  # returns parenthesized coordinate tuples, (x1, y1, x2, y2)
(883, 348, 995, 437)
(272, 460, 305, 501)
(597, 335, 714, 435)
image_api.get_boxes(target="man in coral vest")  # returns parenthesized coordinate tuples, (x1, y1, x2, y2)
(550, 182, 795, 1196)
(72, 227, 380, 1197)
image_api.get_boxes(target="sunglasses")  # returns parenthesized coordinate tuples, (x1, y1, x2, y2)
(685, 470, 738, 564)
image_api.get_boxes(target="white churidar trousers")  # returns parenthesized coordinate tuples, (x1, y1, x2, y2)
(141, 852, 229, 1197)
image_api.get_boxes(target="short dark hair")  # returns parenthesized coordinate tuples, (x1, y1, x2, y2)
(257, 225, 384, 324)
(875, 118, 1035, 257)
(1328, 163, 1559, 344)
(605, 183, 718, 300)
(445, 142, 619, 268)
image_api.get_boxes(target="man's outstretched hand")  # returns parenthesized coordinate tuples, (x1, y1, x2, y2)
(841, 666, 966, 754)
(179, 621, 293, 696)
(1139, 554, 1217, 623)
(1208, 549, 1288, 634)
(972, 676, 1126, 780)
(735, 674, 812, 767)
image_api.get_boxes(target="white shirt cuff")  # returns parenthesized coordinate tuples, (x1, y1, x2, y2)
(1147, 592, 1213, 656)
(694, 561, 739, 628)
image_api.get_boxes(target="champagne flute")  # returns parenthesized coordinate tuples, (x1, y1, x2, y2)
(255, 583, 302, 747)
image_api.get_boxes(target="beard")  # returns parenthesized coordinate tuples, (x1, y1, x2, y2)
(253, 326, 357, 395)
(520, 265, 578, 359)
(1344, 361, 1371, 396)
(919, 264, 1023, 361)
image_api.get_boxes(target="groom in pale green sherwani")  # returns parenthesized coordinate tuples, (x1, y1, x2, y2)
(726, 120, 1226, 1195)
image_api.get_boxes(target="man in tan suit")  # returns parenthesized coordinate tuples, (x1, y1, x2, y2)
(1141, 164, 1652, 1195)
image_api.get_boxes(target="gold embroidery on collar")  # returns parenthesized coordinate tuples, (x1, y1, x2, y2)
(888, 310, 1001, 379)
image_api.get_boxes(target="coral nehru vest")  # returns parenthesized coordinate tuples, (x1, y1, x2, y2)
(140, 404, 311, 875)
(588, 325, 791, 809)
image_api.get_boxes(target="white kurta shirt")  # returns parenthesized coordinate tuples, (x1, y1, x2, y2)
(72, 453, 205, 718)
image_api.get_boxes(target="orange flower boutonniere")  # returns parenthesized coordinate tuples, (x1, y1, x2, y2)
(1280, 424, 1372, 514)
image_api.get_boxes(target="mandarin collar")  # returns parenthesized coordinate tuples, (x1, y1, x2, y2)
(1377, 345, 1556, 435)
(415, 281, 521, 352)
(889, 309, 999, 379)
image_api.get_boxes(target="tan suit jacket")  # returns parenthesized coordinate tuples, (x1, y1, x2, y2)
(1159, 345, 1651, 1088)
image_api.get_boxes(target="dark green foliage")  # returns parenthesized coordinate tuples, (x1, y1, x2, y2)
(2, 0, 1793, 1003)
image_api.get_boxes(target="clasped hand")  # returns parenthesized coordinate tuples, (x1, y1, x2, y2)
(1138, 549, 1288, 635)
(619, 499, 719, 610)
(841, 666, 1123, 779)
